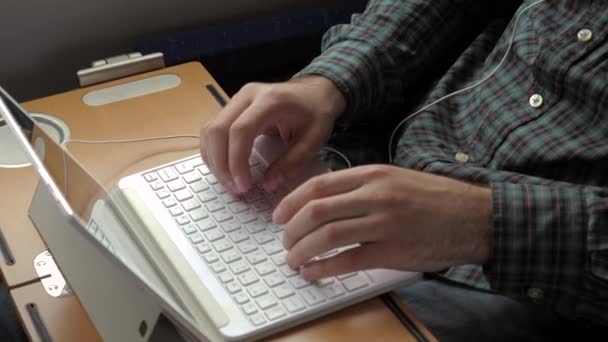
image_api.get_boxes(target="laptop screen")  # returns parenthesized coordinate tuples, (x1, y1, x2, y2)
(0, 88, 107, 227)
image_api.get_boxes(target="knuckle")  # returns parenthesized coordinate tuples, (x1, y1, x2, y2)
(373, 191, 398, 206)
(365, 165, 390, 178)
(308, 177, 327, 197)
(323, 223, 342, 246)
(307, 200, 328, 221)
(239, 82, 261, 95)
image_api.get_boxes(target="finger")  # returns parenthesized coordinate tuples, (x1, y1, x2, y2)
(204, 96, 251, 191)
(282, 188, 368, 250)
(262, 128, 324, 193)
(286, 214, 379, 269)
(228, 103, 275, 193)
(299, 243, 385, 281)
(273, 167, 367, 224)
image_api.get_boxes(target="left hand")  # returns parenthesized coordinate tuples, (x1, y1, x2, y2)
(273, 165, 492, 281)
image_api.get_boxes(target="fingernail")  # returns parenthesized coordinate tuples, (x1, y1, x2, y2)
(272, 207, 285, 224)
(234, 176, 248, 193)
(264, 173, 284, 192)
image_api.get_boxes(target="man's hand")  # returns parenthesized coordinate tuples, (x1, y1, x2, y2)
(273, 165, 492, 281)
(200, 76, 346, 194)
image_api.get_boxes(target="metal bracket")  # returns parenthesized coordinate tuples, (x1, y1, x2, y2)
(34, 250, 72, 298)
(77, 52, 165, 87)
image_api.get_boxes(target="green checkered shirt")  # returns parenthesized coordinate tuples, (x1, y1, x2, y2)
(297, 0, 608, 324)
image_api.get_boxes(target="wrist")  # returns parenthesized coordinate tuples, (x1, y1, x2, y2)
(291, 75, 346, 120)
(456, 184, 492, 265)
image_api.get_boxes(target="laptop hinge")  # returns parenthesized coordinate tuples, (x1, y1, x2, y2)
(77, 52, 165, 87)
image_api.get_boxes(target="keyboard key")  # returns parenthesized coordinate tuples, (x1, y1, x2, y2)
(226, 282, 241, 294)
(342, 274, 370, 292)
(264, 273, 285, 288)
(189, 233, 204, 244)
(249, 313, 266, 326)
(198, 165, 211, 176)
(213, 209, 233, 223)
(203, 252, 219, 264)
(279, 265, 298, 278)
(159, 167, 179, 182)
(268, 224, 283, 233)
(189, 208, 208, 221)
(233, 292, 249, 305)
(162, 197, 177, 208)
(156, 189, 170, 199)
(316, 277, 335, 287)
(283, 296, 306, 313)
(212, 238, 232, 253)
(265, 306, 286, 321)
(272, 284, 294, 299)
(196, 243, 211, 254)
(237, 240, 258, 254)
(218, 272, 234, 283)
(181, 224, 197, 235)
(221, 219, 241, 233)
(245, 221, 266, 234)
(228, 202, 248, 214)
(175, 189, 193, 202)
(336, 272, 357, 280)
(220, 249, 241, 264)
(242, 302, 258, 315)
(196, 219, 216, 231)
(321, 283, 346, 299)
(228, 230, 249, 243)
(274, 231, 284, 243)
(206, 174, 219, 184)
(247, 283, 268, 298)
(259, 211, 273, 223)
(183, 171, 202, 184)
(167, 179, 186, 192)
(210, 262, 226, 273)
(289, 276, 311, 289)
(181, 198, 201, 212)
(251, 199, 271, 213)
(212, 183, 227, 194)
(236, 211, 257, 224)
(175, 162, 193, 175)
(229, 260, 251, 275)
(205, 199, 224, 212)
(270, 252, 287, 266)
(246, 251, 267, 265)
(150, 180, 164, 191)
(204, 228, 224, 242)
(175, 215, 190, 226)
(220, 193, 240, 204)
(169, 207, 184, 217)
(255, 261, 276, 276)
(197, 191, 217, 203)
(237, 270, 259, 286)
(244, 188, 264, 202)
(143, 172, 158, 182)
(263, 240, 284, 255)
(254, 231, 275, 245)
(255, 294, 277, 310)
(190, 181, 209, 193)
(301, 287, 326, 306)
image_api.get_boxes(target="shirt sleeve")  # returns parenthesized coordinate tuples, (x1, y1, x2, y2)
(487, 181, 608, 323)
(294, 0, 508, 121)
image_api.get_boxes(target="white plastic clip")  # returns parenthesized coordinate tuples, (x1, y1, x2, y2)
(77, 52, 165, 87)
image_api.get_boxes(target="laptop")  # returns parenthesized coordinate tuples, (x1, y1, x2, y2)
(0, 85, 420, 341)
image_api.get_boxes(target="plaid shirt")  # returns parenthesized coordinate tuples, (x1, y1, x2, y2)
(296, 0, 608, 324)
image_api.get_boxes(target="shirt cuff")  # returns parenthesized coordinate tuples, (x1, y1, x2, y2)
(485, 182, 588, 304)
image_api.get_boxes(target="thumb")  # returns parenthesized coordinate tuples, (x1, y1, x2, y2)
(262, 134, 322, 192)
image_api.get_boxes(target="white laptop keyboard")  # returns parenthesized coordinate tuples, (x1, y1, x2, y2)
(142, 156, 373, 327)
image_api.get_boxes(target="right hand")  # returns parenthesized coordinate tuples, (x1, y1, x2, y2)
(200, 76, 346, 194)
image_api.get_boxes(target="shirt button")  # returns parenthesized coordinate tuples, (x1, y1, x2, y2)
(527, 288, 544, 301)
(577, 29, 593, 43)
(529, 94, 544, 108)
(454, 152, 469, 164)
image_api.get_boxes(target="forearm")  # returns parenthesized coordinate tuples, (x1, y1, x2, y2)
(295, 0, 507, 119)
